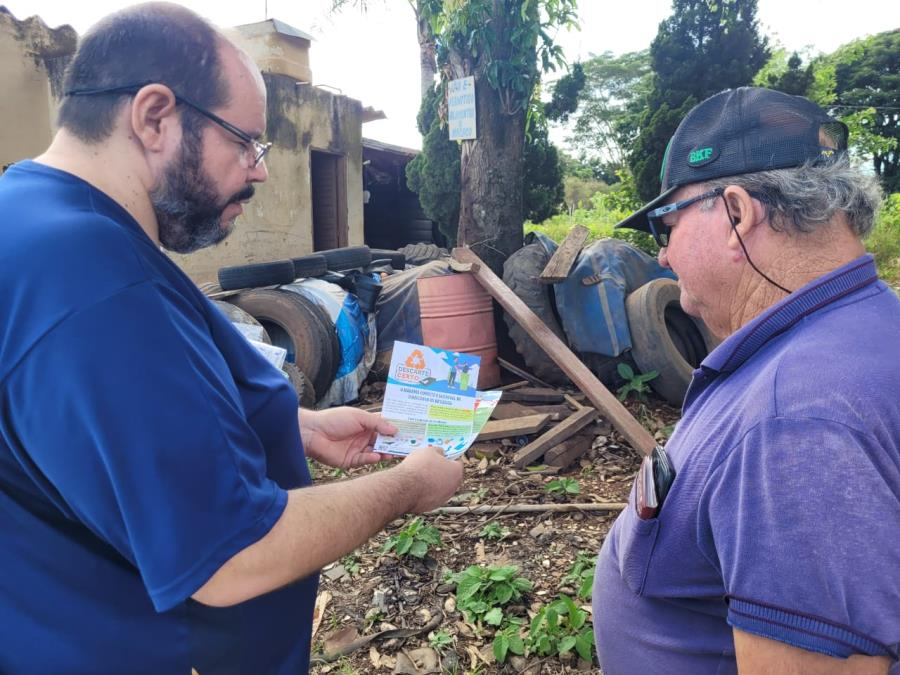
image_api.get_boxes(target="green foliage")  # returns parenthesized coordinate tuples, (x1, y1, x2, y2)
(757, 49, 814, 96)
(616, 362, 658, 402)
(524, 114, 565, 223)
(479, 522, 510, 540)
(546, 62, 586, 123)
(545, 477, 580, 496)
(565, 50, 652, 172)
(630, 0, 770, 200)
(563, 552, 596, 600)
(406, 86, 461, 243)
(868, 193, 900, 286)
(830, 30, 900, 191)
(340, 552, 361, 577)
(447, 564, 533, 626)
(382, 517, 442, 559)
(428, 629, 455, 653)
(492, 618, 526, 663)
(526, 595, 595, 662)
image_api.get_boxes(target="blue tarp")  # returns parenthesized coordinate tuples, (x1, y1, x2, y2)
(553, 238, 676, 357)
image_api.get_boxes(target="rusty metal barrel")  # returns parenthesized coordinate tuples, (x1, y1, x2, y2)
(417, 273, 502, 388)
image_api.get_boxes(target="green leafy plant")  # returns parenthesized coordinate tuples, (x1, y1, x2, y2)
(563, 552, 596, 599)
(546, 477, 581, 495)
(616, 362, 658, 401)
(340, 552, 361, 577)
(447, 565, 533, 626)
(479, 522, 510, 540)
(428, 629, 455, 653)
(526, 595, 595, 662)
(382, 517, 442, 559)
(492, 617, 526, 663)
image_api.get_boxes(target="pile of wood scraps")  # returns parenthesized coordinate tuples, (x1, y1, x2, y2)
(476, 379, 612, 472)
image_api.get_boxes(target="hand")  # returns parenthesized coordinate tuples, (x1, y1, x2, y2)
(398, 446, 464, 513)
(300, 407, 398, 469)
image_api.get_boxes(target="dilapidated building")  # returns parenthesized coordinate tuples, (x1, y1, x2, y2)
(0, 8, 435, 284)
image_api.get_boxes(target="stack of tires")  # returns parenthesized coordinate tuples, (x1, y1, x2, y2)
(501, 241, 716, 406)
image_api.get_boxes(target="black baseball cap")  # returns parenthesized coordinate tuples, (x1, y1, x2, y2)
(616, 87, 848, 233)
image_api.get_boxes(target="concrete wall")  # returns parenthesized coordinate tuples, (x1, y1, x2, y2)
(0, 7, 75, 168)
(170, 74, 365, 283)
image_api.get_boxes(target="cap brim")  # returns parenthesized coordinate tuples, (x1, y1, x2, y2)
(614, 186, 678, 233)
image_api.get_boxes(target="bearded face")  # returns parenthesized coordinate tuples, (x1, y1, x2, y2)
(150, 115, 253, 254)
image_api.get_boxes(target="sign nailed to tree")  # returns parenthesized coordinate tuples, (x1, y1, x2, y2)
(448, 76, 476, 141)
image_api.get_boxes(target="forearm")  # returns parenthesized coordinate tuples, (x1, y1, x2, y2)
(192, 465, 416, 607)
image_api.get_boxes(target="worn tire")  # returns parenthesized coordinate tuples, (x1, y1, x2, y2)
(282, 362, 316, 408)
(211, 300, 272, 344)
(625, 278, 717, 405)
(397, 243, 449, 266)
(369, 249, 406, 270)
(217, 260, 296, 291)
(305, 299, 341, 388)
(502, 243, 570, 385)
(291, 254, 328, 279)
(228, 289, 333, 399)
(404, 218, 435, 243)
(318, 246, 372, 271)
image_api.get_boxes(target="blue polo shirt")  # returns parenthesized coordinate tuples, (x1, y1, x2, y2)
(0, 162, 317, 673)
(593, 255, 900, 674)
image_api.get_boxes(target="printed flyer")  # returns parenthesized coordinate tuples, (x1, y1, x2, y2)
(374, 341, 501, 458)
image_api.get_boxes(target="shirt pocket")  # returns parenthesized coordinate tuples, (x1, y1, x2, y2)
(615, 506, 660, 596)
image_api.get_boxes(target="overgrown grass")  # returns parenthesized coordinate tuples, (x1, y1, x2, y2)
(528, 190, 900, 287)
(868, 193, 900, 287)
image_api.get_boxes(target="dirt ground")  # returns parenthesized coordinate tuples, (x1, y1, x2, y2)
(308, 381, 681, 675)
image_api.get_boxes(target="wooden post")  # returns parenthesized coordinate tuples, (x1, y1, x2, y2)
(540, 225, 590, 283)
(451, 247, 656, 456)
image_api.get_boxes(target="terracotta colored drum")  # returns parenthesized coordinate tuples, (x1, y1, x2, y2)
(417, 273, 502, 388)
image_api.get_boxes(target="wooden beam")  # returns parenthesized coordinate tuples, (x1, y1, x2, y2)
(497, 357, 554, 389)
(545, 433, 595, 469)
(540, 225, 590, 284)
(452, 246, 656, 456)
(476, 413, 550, 441)
(489, 402, 533, 420)
(495, 380, 529, 392)
(512, 406, 599, 468)
(502, 387, 565, 404)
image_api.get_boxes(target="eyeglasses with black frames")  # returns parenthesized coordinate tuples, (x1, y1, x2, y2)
(646, 187, 725, 248)
(65, 82, 272, 168)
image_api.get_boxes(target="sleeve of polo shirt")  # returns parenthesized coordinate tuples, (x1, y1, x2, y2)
(701, 416, 900, 661)
(5, 280, 288, 612)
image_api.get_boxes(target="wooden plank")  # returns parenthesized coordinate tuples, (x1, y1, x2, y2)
(497, 357, 554, 389)
(490, 402, 533, 420)
(476, 413, 550, 441)
(452, 246, 656, 456)
(495, 380, 529, 392)
(563, 394, 584, 410)
(502, 387, 565, 404)
(540, 225, 590, 284)
(512, 406, 599, 468)
(545, 433, 595, 469)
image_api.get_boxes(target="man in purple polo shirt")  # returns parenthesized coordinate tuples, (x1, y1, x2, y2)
(595, 87, 899, 674)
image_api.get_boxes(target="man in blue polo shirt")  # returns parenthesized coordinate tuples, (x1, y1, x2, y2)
(0, 4, 463, 672)
(595, 87, 899, 673)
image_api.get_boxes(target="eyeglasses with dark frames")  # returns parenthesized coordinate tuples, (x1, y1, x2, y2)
(646, 187, 725, 248)
(65, 82, 272, 168)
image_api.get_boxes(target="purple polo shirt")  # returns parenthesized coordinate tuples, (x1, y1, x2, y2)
(593, 255, 900, 674)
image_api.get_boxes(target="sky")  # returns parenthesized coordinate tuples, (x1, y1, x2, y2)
(7, 0, 900, 152)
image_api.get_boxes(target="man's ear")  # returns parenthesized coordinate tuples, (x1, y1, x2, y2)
(130, 84, 180, 154)
(722, 186, 764, 253)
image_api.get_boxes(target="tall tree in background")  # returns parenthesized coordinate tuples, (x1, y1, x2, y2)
(630, 0, 769, 201)
(831, 30, 900, 192)
(419, 0, 578, 273)
(563, 50, 651, 175)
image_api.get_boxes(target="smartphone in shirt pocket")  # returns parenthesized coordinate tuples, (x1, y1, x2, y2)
(635, 444, 676, 520)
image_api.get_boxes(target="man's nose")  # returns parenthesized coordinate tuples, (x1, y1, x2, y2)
(657, 245, 670, 268)
(249, 157, 268, 183)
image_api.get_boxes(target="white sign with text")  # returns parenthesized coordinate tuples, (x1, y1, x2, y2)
(448, 76, 476, 141)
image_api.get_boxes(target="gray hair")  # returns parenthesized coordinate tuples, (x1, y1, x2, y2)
(699, 157, 883, 238)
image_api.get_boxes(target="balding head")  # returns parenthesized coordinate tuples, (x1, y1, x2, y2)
(58, 2, 231, 142)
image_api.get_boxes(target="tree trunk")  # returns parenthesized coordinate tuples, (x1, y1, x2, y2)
(414, 3, 437, 98)
(456, 76, 526, 276)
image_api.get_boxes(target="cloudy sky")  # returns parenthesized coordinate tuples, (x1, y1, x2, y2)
(7, 0, 899, 151)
